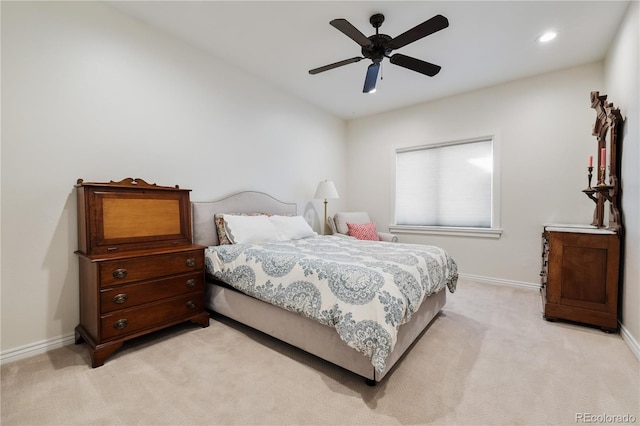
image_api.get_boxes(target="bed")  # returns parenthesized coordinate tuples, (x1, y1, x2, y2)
(192, 191, 458, 383)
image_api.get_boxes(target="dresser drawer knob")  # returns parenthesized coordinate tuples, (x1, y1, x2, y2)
(112, 269, 128, 279)
(186, 279, 196, 288)
(185, 258, 196, 267)
(186, 300, 196, 309)
(113, 319, 128, 330)
(113, 293, 128, 304)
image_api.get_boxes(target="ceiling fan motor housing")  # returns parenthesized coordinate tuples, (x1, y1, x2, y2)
(362, 34, 392, 63)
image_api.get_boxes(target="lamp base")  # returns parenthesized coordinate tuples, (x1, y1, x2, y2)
(323, 200, 328, 235)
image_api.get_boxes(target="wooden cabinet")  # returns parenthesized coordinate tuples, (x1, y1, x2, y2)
(541, 226, 620, 331)
(74, 178, 209, 367)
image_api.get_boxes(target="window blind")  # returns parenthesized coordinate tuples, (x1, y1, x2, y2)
(395, 139, 493, 227)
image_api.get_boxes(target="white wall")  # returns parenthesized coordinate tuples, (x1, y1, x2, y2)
(604, 1, 640, 352)
(1, 2, 346, 354)
(346, 62, 605, 285)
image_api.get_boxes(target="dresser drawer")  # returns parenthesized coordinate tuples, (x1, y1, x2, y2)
(100, 272, 204, 313)
(100, 294, 204, 341)
(100, 250, 203, 287)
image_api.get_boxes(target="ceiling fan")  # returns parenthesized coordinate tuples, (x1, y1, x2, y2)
(309, 13, 449, 93)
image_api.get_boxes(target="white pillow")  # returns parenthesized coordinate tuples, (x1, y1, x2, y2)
(269, 215, 317, 240)
(223, 214, 281, 244)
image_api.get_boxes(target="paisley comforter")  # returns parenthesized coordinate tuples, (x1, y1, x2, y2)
(204, 236, 458, 373)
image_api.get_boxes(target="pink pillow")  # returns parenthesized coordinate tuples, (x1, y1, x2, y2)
(346, 222, 380, 241)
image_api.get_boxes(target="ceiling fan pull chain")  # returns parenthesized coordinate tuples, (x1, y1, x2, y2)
(381, 62, 384, 81)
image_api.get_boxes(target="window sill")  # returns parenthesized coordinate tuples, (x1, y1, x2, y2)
(388, 225, 503, 239)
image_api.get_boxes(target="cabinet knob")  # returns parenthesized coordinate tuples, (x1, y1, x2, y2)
(113, 319, 128, 330)
(113, 293, 128, 304)
(186, 300, 196, 309)
(186, 279, 196, 288)
(112, 269, 128, 279)
(185, 258, 196, 267)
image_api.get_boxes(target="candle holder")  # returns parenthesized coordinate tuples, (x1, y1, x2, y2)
(597, 166, 607, 187)
(582, 166, 597, 202)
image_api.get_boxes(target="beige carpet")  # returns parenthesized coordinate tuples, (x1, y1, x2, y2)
(2, 279, 638, 425)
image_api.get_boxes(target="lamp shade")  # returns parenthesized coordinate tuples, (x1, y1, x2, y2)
(314, 180, 339, 200)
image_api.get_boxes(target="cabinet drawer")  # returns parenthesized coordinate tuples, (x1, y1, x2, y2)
(100, 294, 204, 340)
(100, 250, 203, 287)
(100, 272, 204, 313)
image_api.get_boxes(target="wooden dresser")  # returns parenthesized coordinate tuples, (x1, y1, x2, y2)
(541, 225, 620, 331)
(74, 178, 209, 367)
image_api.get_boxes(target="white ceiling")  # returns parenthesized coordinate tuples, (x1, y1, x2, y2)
(108, 1, 630, 120)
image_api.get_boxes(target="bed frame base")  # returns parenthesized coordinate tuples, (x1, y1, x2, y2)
(206, 281, 446, 383)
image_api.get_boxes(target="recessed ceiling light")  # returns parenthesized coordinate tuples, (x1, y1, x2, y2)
(537, 31, 557, 43)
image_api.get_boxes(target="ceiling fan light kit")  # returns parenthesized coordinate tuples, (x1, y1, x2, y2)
(309, 13, 449, 93)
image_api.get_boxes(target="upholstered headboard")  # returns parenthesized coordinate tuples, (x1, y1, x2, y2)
(191, 191, 298, 247)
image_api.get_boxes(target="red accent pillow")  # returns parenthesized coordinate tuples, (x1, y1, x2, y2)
(346, 222, 380, 241)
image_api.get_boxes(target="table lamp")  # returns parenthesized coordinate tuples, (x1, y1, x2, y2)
(314, 180, 339, 235)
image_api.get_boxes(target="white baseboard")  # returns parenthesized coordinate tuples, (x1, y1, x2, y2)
(620, 322, 640, 361)
(458, 273, 541, 291)
(0, 333, 75, 365)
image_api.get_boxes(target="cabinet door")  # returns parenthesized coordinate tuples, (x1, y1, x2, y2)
(78, 184, 193, 255)
(547, 232, 619, 313)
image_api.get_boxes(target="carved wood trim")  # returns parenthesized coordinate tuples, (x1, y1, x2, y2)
(588, 91, 623, 232)
(76, 178, 180, 190)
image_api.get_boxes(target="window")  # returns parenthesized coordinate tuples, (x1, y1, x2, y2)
(392, 136, 501, 238)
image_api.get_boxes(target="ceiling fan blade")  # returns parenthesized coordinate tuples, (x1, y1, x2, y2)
(390, 54, 441, 76)
(363, 63, 380, 93)
(309, 57, 363, 75)
(330, 19, 373, 47)
(389, 14, 449, 50)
